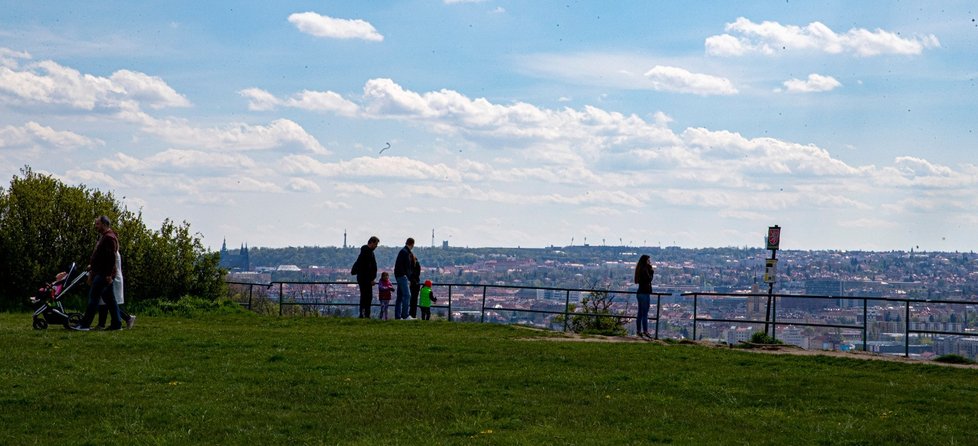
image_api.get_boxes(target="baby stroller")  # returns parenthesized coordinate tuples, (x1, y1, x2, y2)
(30, 263, 88, 330)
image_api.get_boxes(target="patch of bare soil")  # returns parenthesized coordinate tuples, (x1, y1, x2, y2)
(521, 332, 978, 369)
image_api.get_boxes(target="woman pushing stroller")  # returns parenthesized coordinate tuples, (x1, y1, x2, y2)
(73, 216, 124, 331)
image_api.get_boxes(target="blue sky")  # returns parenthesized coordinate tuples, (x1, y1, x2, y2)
(1, 1, 976, 251)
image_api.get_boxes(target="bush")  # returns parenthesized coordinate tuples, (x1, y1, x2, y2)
(749, 332, 784, 345)
(0, 166, 227, 310)
(559, 290, 626, 336)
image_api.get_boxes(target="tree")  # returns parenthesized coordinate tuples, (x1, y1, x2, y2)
(557, 279, 626, 336)
(0, 167, 226, 310)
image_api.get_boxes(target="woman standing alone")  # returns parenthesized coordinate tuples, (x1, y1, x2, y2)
(634, 255, 655, 338)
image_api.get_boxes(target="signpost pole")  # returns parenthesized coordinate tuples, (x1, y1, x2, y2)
(763, 225, 781, 337)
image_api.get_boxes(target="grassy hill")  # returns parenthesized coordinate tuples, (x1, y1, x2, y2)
(2, 312, 976, 445)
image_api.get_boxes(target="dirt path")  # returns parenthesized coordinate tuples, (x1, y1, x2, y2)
(522, 331, 978, 369)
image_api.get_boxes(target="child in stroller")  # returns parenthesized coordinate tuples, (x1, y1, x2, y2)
(30, 263, 87, 330)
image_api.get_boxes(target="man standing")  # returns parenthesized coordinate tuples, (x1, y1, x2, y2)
(393, 237, 415, 320)
(75, 215, 123, 331)
(352, 236, 379, 318)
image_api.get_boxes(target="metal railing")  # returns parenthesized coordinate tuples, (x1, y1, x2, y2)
(225, 280, 978, 358)
(686, 291, 978, 357)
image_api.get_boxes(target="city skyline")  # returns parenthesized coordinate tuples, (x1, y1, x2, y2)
(1, 2, 976, 251)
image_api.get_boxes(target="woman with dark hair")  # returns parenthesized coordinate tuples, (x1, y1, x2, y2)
(634, 255, 655, 338)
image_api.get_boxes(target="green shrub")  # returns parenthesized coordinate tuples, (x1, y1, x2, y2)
(558, 290, 626, 336)
(0, 166, 227, 310)
(748, 332, 784, 345)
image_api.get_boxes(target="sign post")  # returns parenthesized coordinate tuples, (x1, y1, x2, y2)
(764, 225, 780, 337)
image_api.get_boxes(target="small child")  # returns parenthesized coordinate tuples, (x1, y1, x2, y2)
(418, 280, 437, 320)
(30, 271, 67, 305)
(377, 272, 395, 320)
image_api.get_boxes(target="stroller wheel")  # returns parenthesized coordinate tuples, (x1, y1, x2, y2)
(68, 313, 83, 328)
(33, 317, 49, 330)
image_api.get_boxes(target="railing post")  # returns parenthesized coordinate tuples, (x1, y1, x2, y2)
(279, 282, 283, 317)
(692, 293, 698, 341)
(862, 298, 868, 351)
(563, 290, 571, 332)
(905, 300, 911, 357)
(654, 293, 661, 340)
(248, 284, 253, 310)
(771, 293, 778, 342)
(480, 285, 487, 324)
(448, 285, 453, 322)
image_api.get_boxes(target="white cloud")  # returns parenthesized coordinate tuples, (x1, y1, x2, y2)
(0, 121, 103, 149)
(61, 169, 125, 189)
(680, 127, 864, 177)
(358, 78, 680, 150)
(871, 157, 976, 188)
(781, 73, 842, 93)
(280, 154, 462, 182)
(0, 47, 31, 68)
(0, 56, 190, 111)
(239, 87, 359, 116)
(108, 70, 192, 109)
(838, 218, 899, 229)
(643, 65, 738, 96)
(97, 149, 258, 172)
(320, 200, 351, 210)
(288, 177, 321, 193)
(706, 17, 940, 57)
(334, 182, 384, 198)
(120, 111, 329, 154)
(288, 12, 383, 42)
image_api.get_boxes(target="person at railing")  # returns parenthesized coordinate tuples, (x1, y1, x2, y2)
(418, 280, 438, 320)
(377, 271, 394, 320)
(409, 253, 421, 319)
(394, 237, 415, 320)
(351, 236, 380, 318)
(634, 254, 655, 338)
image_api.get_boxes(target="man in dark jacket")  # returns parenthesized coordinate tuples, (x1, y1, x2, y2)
(352, 236, 379, 318)
(408, 253, 421, 318)
(74, 215, 123, 331)
(393, 237, 415, 319)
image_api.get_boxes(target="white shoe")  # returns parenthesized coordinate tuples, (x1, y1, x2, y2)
(126, 315, 136, 329)
(405, 316, 415, 320)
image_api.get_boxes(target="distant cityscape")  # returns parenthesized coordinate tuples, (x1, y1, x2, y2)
(221, 240, 978, 361)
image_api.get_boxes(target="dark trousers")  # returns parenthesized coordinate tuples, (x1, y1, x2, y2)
(98, 304, 131, 328)
(420, 306, 431, 320)
(409, 282, 420, 318)
(81, 275, 121, 329)
(636, 293, 651, 334)
(358, 281, 373, 318)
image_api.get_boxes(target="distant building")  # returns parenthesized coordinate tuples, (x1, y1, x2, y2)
(779, 279, 842, 312)
(219, 239, 250, 272)
(724, 326, 753, 345)
(780, 326, 810, 349)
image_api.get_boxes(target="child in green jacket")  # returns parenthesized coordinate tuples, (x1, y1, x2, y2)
(419, 280, 437, 320)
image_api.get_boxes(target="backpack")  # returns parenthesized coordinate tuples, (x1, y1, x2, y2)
(350, 259, 359, 276)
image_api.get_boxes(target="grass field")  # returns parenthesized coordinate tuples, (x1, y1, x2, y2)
(2, 312, 977, 445)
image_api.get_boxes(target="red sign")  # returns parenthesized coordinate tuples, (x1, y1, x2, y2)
(766, 226, 781, 250)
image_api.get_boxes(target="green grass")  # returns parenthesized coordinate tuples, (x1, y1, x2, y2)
(2, 313, 977, 445)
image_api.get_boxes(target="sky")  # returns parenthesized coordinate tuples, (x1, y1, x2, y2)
(1, 1, 977, 252)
